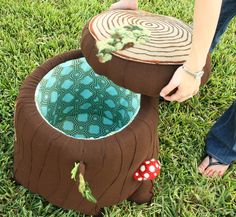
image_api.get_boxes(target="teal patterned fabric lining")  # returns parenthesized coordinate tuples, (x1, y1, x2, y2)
(35, 57, 141, 140)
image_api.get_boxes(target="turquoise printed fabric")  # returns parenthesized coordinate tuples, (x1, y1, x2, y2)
(35, 57, 141, 139)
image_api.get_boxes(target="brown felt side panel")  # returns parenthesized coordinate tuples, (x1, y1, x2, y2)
(14, 102, 26, 174)
(119, 120, 152, 198)
(14, 50, 100, 215)
(98, 120, 151, 206)
(128, 180, 154, 204)
(105, 54, 128, 88)
(124, 61, 178, 96)
(49, 138, 85, 206)
(41, 137, 99, 216)
(28, 123, 60, 192)
(14, 104, 41, 187)
(117, 96, 158, 201)
(126, 97, 159, 205)
(143, 97, 159, 160)
(80, 95, 158, 207)
(152, 97, 159, 159)
(57, 139, 100, 215)
(84, 136, 124, 206)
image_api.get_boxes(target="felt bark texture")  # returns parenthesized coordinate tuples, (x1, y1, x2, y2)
(81, 10, 211, 97)
(13, 50, 159, 216)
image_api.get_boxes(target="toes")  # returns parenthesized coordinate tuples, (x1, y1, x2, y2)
(218, 171, 224, 177)
(199, 156, 230, 178)
(198, 165, 205, 173)
(202, 167, 207, 176)
(206, 169, 215, 177)
(218, 165, 229, 177)
(204, 164, 229, 177)
(202, 168, 210, 176)
(198, 156, 210, 174)
(198, 166, 203, 174)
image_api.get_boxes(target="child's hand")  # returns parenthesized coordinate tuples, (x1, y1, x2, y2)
(109, 0, 138, 10)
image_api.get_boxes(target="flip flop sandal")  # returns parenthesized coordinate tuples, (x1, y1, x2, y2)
(205, 155, 229, 170)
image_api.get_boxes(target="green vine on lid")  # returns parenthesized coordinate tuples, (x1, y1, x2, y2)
(96, 25, 151, 63)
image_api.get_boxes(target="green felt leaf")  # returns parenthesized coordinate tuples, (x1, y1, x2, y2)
(79, 174, 97, 203)
(71, 162, 80, 181)
(78, 173, 86, 193)
(71, 162, 97, 203)
(96, 25, 151, 63)
(84, 186, 97, 203)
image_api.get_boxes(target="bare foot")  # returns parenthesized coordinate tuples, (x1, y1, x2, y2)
(109, 0, 138, 10)
(198, 156, 229, 177)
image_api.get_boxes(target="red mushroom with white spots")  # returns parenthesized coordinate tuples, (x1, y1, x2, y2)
(134, 158, 161, 181)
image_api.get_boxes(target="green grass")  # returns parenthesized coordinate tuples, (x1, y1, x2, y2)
(0, 0, 236, 216)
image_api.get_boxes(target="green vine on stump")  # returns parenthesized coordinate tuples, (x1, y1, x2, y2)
(71, 162, 97, 203)
(96, 25, 151, 63)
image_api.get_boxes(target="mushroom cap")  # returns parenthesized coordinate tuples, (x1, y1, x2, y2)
(134, 158, 161, 181)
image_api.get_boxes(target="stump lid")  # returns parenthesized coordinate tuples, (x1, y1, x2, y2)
(89, 10, 192, 65)
(79, 10, 212, 97)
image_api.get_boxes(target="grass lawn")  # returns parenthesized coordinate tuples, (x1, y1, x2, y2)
(0, 0, 235, 216)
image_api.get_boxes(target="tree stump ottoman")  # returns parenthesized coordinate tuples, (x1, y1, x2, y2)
(14, 9, 211, 216)
(14, 50, 159, 216)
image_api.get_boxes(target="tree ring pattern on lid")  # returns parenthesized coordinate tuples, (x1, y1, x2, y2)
(89, 10, 192, 65)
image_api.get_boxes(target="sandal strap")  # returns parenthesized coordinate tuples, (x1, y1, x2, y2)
(206, 156, 228, 169)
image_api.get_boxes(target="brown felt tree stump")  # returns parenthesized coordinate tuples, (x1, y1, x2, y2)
(14, 50, 159, 216)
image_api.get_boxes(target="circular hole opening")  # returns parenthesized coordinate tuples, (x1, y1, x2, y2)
(35, 57, 141, 140)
